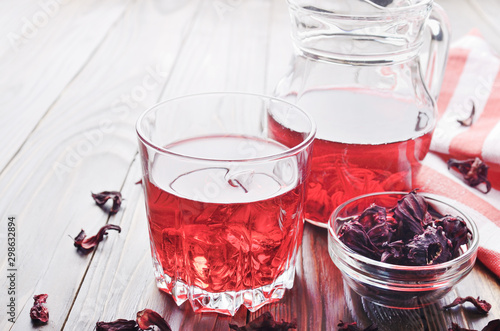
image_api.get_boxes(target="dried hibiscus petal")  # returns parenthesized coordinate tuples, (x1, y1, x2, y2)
(448, 322, 476, 331)
(358, 205, 387, 229)
(482, 319, 500, 331)
(447, 158, 491, 193)
(443, 296, 492, 314)
(338, 221, 381, 260)
(380, 240, 406, 264)
(366, 221, 394, 248)
(457, 103, 475, 127)
(96, 319, 140, 331)
(435, 216, 470, 257)
(92, 191, 123, 214)
(30, 293, 49, 323)
(74, 224, 121, 254)
(136, 308, 172, 331)
(229, 311, 297, 330)
(406, 226, 453, 265)
(392, 191, 426, 241)
(338, 320, 378, 331)
(369, 0, 393, 7)
(357, 205, 394, 247)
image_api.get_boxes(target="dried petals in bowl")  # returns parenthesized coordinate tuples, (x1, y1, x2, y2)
(328, 191, 479, 309)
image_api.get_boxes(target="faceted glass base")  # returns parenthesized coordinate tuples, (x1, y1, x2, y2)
(151, 255, 296, 316)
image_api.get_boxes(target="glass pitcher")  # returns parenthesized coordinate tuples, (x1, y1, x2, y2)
(274, 0, 450, 227)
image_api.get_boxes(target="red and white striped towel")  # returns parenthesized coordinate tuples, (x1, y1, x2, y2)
(416, 30, 500, 278)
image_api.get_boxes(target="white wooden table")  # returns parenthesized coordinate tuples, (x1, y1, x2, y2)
(1, 0, 500, 330)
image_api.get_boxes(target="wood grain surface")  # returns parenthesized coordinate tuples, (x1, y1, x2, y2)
(1, 0, 499, 330)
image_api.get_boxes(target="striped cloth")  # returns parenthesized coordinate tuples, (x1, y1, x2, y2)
(416, 30, 500, 278)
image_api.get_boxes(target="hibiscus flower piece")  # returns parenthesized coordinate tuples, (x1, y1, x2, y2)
(443, 296, 492, 314)
(229, 311, 297, 331)
(74, 224, 121, 254)
(30, 293, 49, 324)
(447, 158, 491, 193)
(92, 191, 123, 214)
(136, 308, 172, 331)
(95, 319, 139, 331)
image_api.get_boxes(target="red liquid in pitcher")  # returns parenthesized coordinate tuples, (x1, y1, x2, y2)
(143, 135, 304, 293)
(269, 90, 434, 225)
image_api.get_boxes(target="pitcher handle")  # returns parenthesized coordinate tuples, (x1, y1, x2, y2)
(423, 2, 451, 102)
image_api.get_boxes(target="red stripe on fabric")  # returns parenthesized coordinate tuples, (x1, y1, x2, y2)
(449, 70, 500, 159)
(489, 168, 500, 190)
(437, 48, 471, 119)
(477, 247, 500, 279)
(415, 164, 500, 227)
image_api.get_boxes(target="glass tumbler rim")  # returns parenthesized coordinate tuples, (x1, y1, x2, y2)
(328, 191, 480, 273)
(136, 91, 317, 163)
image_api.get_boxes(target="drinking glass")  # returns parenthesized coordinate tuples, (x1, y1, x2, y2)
(136, 92, 316, 315)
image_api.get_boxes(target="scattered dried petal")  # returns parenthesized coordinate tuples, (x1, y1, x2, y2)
(338, 320, 360, 331)
(369, 0, 393, 7)
(92, 191, 123, 214)
(338, 320, 378, 331)
(482, 319, 500, 331)
(443, 296, 492, 314)
(448, 322, 476, 331)
(229, 311, 297, 331)
(136, 309, 172, 331)
(30, 294, 49, 324)
(135, 179, 143, 185)
(74, 224, 121, 254)
(457, 103, 475, 127)
(96, 319, 140, 331)
(447, 158, 491, 193)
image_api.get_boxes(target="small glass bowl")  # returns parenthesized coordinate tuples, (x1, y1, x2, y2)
(328, 191, 479, 309)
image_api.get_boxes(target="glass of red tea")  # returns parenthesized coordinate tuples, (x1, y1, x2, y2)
(136, 92, 316, 315)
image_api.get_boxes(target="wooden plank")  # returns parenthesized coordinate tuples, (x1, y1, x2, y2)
(61, 158, 239, 330)
(157, 0, 273, 99)
(438, 0, 500, 51)
(65, 0, 278, 329)
(0, 0, 198, 329)
(468, 0, 500, 43)
(264, 0, 294, 94)
(253, 225, 500, 330)
(1, 0, 499, 330)
(260, 1, 500, 329)
(0, 0, 133, 172)
(248, 224, 347, 330)
(446, 262, 500, 330)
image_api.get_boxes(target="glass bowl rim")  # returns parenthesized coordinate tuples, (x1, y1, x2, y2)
(328, 191, 480, 272)
(136, 92, 317, 163)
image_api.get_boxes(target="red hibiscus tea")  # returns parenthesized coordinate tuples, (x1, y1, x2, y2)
(269, 90, 434, 226)
(136, 94, 315, 316)
(144, 136, 303, 300)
